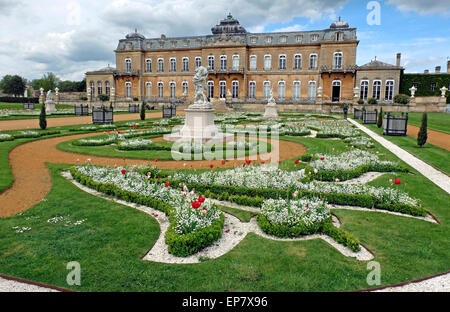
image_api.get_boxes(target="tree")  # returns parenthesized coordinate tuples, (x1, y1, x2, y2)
(417, 113, 428, 147)
(0, 75, 26, 96)
(377, 107, 383, 128)
(98, 94, 109, 103)
(39, 103, 47, 130)
(32, 72, 60, 92)
(140, 101, 146, 121)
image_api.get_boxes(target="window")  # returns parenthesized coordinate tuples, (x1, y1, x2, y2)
(208, 56, 215, 70)
(385, 80, 394, 101)
(170, 58, 176, 72)
(295, 35, 303, 43)
(360, 81, 369, 101)
(311, 34, 319, 41)
(125, 82, 132, 98)
(232, 80, 239, 98)
(280, 36, 287, 44)
(158, 58, 164, 72)
(219, 81, 226, 99)
(169, 82, 175, 99)
(181, 57, 189, 72)
(293, 81, 301, 100)
(279, 55, 286, 70)
(97, 82, 102, 95)
(220, 55, 227, 70)
(105, 81, 110, 96)
(263, 81, 271, 99)
(308, 81, 316, 99)
(90, 82, 94, 97)
(250, 37, 257, 44)
(431, 83, 436, 91)
(125, 59, 131, 72)
(232, 55, 240, 70)
(182, 81, 188, 96)
(294, 54, 302, 69)
(249, 55, 257, 71)
(207, 81, 214, 98)
(278, 81, 285, 100)
(310, 54, 318, 69)
(249, 81, 256, 99)
(333, 52, 343, 69)
(145, 82, 152, 99)
(336, 32, 343, 41)
(265, 36, 272, 44)
(264, 55, 272, 70)
(373, 81, 382, 100)
(145, 59, 152, 72)
(195, 57, 202, 69)
(158, 82, 164, 98)
(332, 80, 341, 102)
(183, 40, 189, 47)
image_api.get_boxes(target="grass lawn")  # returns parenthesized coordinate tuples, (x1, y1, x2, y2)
(406, 112, 450, 134)
(357, 121, 450, 175)
(0, 102, 73, 110)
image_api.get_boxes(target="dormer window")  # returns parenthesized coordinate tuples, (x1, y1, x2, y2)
(159, 41, 165, 48)
(311, 34, 319, 42)
(280, 36, 288, 44)
(183, 40, 189, 47)
(295, 35, 303, 43)
(265, 36, 273, 44)
(171, 41, 177, 48)
(336, 32, 344, 41)
(250, 37, 257, 44)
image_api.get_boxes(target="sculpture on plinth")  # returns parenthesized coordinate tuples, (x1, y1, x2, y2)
(45, 90, 57, 113)
(263, 88, 279, 119)
(189, 66, 211, 109)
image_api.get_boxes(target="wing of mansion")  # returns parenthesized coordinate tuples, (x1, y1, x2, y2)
(86, 14, 404, 109)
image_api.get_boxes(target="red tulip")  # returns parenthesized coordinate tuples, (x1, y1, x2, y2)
(210, 164, 214, 169)
(320, 157, 325, 161)
(395, 178, 402, 185)
(155, 158, 159, 162)
(261, 161, 265, 165)
(246, 160, 252, 165)
(295, 160, 300, 164)
(198, 196, 206, 203)
(191, 201, 201, 209)
(165, 182, 170, 187)
(221, 160, 226, 165)
(121, 170, 126, 175)
(225, 229, 230, 233)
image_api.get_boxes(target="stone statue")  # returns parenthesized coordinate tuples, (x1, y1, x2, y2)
(440, 86, 448, 98)
(409, 86, 417, 98)
(263, 88, 278, 119)
(190, 66, 211, 109)
(46, 90, 52, 101)
(267, 88, 276, 107)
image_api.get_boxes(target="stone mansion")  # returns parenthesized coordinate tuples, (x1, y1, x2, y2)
(86, 15, 403, 109)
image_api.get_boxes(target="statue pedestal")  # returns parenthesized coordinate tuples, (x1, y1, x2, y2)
(263, 105, 279, 119)
(45, 100, 57, 114)
(164, 108, 233, 143)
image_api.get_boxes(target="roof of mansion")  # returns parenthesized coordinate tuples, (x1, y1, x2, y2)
(116, 15, 357, 52)
(359, 59, 403, 70)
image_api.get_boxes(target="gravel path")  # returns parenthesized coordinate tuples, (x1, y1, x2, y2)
(407, 124, 450, 151)
(373, 272, 450, 292)
(0, 276, 58, 292)
(348, 118, 450, 195)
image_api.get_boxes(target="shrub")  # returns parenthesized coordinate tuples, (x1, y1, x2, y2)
(367, 98, 378, 105)
(357, 99, 364, 105)
(140, 102, 146, 121)
(80, 96, 88, 101)
(98, 94, 110, 102)
(394, 94, 410, 104)
(133, 97, 139, 102)
(0, 97, 39, 103)
(320, 222, 361, 252)
(39, 103, 47, 130)
(377, 107, 383, 128)
(417, 113, 428, 147)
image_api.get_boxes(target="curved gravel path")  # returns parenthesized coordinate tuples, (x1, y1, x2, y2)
(407, 124, 450, 151)
(0, 133, 306, 217)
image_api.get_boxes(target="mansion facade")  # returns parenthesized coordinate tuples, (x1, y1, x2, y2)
(86, 15, 402, 107)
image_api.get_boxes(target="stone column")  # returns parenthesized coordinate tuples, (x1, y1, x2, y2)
(55, 87, 60, 104)
(87, 88, 92, 107)
(39, 88, 45, 104)
(111, 87, 116, 108)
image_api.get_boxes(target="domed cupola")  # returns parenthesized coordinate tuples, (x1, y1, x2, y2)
(211, 13, 247, 35)
(330, 17, 349, 29)
(126, 29, 145, 40)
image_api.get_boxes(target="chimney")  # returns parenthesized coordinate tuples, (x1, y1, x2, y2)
(447, 60, 450, 73)
(396, 53, 401, 67)
(435, 66, 441, 74)
(424, 69, 429, 74)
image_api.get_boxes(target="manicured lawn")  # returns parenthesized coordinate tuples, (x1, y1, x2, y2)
(359, 122, 450, 175)
(407, 112, 450, 134)
(0, 102, 73, 110)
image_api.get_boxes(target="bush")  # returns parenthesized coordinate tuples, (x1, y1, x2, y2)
(357, 99, 364, 105)
(446, 94, 450, 104)
(320, 222, 361, 252)
(367, 98, 378, 105)
(377, 107, 383, 128)
(80, 96, 88, 101)
(0, 97, 39, 103)
(417, 113, 428, 147)
(133, 97, 139, 102)
(140, 102, 146, 121)
(98, 94, 109, 102)
(39, 103, 47, 130)
(394, 94, 410, 104)
(257, 214, 328, 238)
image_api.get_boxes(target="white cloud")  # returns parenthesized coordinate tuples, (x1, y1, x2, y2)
(387, 0, 450, 15)
(272, 24, 306, 33)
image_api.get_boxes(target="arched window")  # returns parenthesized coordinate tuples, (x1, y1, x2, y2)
(105, 81, 110, 96)
(310, 54, 318, 69)
(373, 80, 382, 100)
(170, 82, 176, 99)
(195, 57, 202, 69)
(385, 80, 394, 101)
(208, 56, 215, 70)
(232, 55, 240, 70)
(125, 59, 131, 72)
(278, 81, 285, 99)
(182, 81, 188, 96)
(219, 81, 226, 99)
(97, 81, 102, 95)
(360, 81, 369, 101)
(158, 59, 164, 72)
(332, 80, 341, 102)
(264, 55, 272, 70)
(125, 82, 132, 98)
(220, 55, 227, 70)
(308, 81, 316, 99)
(157, 82, 164, 98)
(263, 81, 271, 99)
(249, 55, 257, 71)
(294, 54, 302, 70)
(146, 59, 152, 72)
(249, 81, 256, 99)
(279, 55, 286, 70)
(170, 58, 176, 72)
(293, 81, 301, 100)
(333, 52, 343, 69)
(207, 81, 214, 99)
(182, 57, 189, 72)
(146, 82, 152, 99)
(232, 80, 239, 98)
(90, 81, 94, 97)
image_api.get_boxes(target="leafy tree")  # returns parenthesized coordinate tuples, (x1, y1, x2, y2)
(0, 75, 26, 96)
(32, 72, 60, 92)
(98, 94, 109, 103)
(417, 113, 428, 147)
(377, 107, 383, 128)
(39, 103, 47, 130)
(140, 101, 146, 121)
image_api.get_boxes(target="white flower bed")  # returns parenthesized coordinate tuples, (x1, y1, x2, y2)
(18, 130, 40, 138)
(261, 198, 330, 227)
(310, 150, 396, 171)
(73, 166, 221, 235)
(76, 135, 117, 146)
(0, 133, 13, 141)
(117, 139, 153, 149)
(344, 136, 375, 148)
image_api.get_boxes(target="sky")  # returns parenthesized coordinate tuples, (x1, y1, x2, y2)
(0, 0, 449, 82)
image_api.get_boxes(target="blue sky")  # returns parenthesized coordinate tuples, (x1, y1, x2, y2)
(0, 0, 449, 81)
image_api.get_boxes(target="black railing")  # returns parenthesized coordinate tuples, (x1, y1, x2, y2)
(383, 113, 408, 136)
(24, 103, 35, 110)
(354, 108, 363, 119)
(74, 104, 89, 116)
(162, 105, 176, 118)
(129, 104, 139, 113)
(363, 109, 378, 124)
(92, 106, 114, 124)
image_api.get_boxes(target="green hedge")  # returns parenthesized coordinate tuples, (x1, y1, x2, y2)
(320, 222, 361, 252)
(70, 168, 225, 257)
(257, 214, 328, 238)
(0, 97, 39, 103)
(13, 130, 61, 139)
(400, 73, 450, 96)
